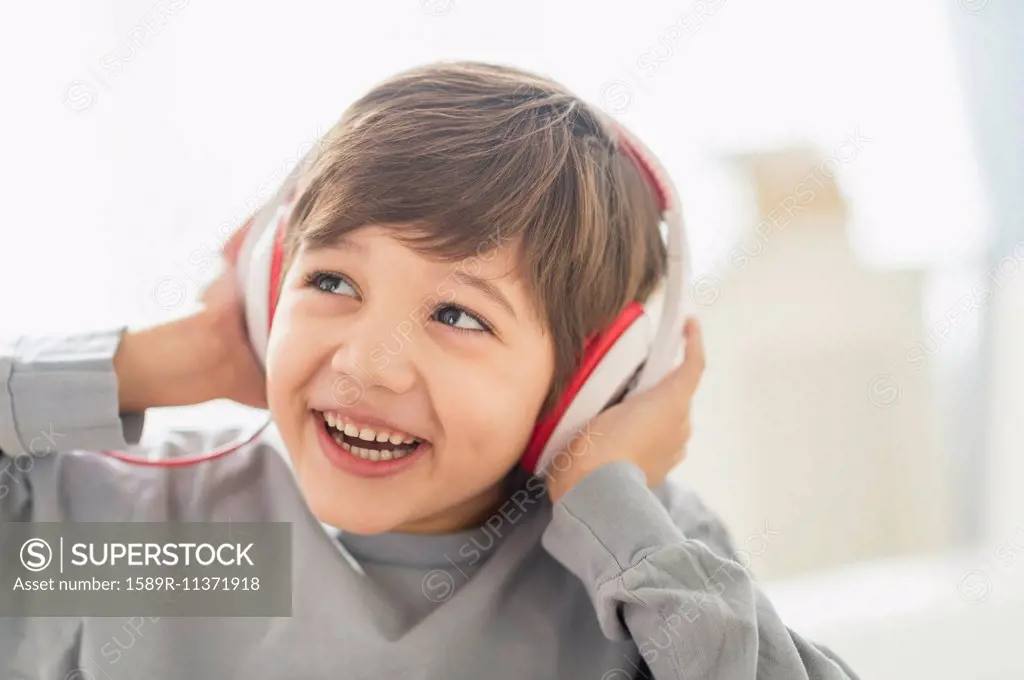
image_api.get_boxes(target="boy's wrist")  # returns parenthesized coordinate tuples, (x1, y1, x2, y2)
(546, 458, 615, 504)
(114, 313, 226, 412)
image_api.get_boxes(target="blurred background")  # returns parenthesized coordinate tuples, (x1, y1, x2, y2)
(2, 1, 1022, 677)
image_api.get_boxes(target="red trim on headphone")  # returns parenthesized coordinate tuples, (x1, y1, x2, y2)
(518, 301, 645, 474)
(618, 137, 668, 212)
(268, 218, 288, 333)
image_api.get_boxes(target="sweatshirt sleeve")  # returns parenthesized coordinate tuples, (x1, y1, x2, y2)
(540, 461, 861, 680)
(0, 328, 144, 456)
(0, 327, 225, 524)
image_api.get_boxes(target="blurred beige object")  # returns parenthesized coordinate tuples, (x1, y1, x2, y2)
(985, 265, 1024, 544)
(672, 146, 951, 579)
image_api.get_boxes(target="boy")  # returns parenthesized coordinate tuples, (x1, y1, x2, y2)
(0, 61, 859, 678)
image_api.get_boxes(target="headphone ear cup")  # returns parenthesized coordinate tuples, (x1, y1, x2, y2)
(237, 208, 289, 369)
(521, 302, 652, 475)
(233, 149, 311, 371)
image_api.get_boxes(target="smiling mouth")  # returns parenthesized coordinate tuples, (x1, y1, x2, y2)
(315, 410, 424, 462)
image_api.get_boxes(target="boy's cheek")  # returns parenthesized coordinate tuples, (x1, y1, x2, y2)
(437, 416, 523, 484)
(434, 375, 541, 464)
(266, 312, 334, 390)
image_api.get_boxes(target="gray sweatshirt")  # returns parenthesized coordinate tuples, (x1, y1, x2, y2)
(0, 327, 860, 679)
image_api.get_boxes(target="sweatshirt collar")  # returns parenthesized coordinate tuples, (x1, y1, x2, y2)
(327, 467, 540, 568)
(335, 523, 505, 568)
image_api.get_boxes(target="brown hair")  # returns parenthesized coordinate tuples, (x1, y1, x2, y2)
(285, 61, 667, 416)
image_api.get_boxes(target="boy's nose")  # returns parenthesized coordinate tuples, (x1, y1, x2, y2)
(328, 314, 419, 395)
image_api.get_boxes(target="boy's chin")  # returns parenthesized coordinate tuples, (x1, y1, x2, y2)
(300, 480, 480, 536)
(305, 493, 408, 536)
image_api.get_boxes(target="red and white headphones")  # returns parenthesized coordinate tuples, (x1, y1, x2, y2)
(105, 110, 691, 475)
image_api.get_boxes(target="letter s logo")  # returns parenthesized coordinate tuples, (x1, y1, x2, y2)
(20, 538, 52, 572)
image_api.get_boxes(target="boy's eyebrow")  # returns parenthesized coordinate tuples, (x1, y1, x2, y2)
(449, 269, 518, 321)
(304, 234, 364, 254)
(304, 234, 518, 321)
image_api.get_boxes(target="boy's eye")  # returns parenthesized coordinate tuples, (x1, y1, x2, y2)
(434, 305, 490, 334)
(306, 272, 357, 297)
(304, 271, 494, 336)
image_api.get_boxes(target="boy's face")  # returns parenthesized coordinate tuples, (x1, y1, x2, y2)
(265, 225, 555, 535)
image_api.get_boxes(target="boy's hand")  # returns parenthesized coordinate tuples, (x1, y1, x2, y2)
(115, 221, 268, 412)
(545, 317, 705, 504)
(192, 223, 268, 409)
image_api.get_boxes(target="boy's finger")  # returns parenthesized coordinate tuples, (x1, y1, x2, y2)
(674, 317, 705, 398)
(222, 216, 254, 265)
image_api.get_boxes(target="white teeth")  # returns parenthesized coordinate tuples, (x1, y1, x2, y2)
(331, 430, 415, 462)
(350, 445, 410, 461)
(321, 412, 422, 456)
